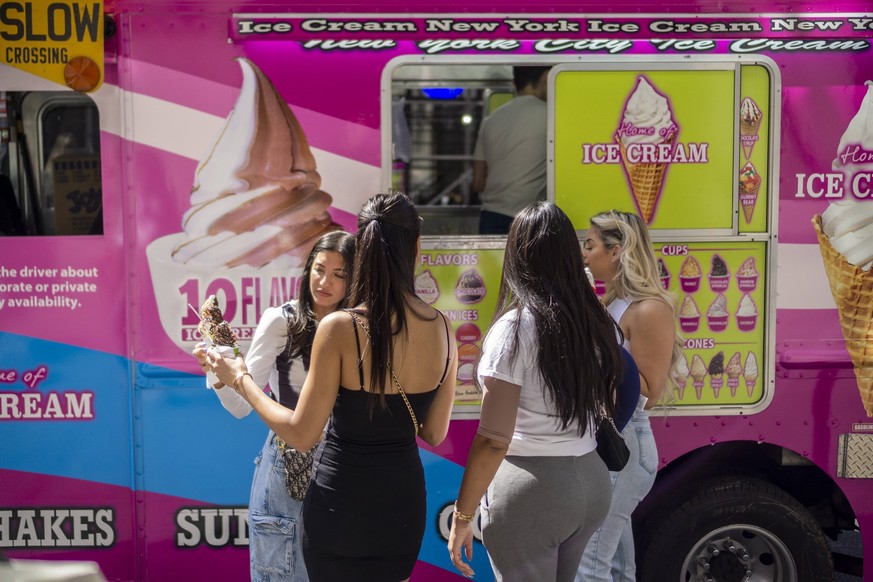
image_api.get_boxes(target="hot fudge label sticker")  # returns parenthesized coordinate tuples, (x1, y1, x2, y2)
(455, 269, 486, 305)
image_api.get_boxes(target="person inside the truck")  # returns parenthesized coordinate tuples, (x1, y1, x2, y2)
(200, 193, 458, 582)
(199, 230, 355, 582)
(448, 201, 628, 581)
(578, 210, 685, 582)
(472, 66, 550, 235)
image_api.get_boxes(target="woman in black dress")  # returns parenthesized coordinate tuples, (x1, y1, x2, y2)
(202, 193, 458, 582)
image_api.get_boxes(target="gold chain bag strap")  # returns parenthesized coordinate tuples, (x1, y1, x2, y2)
(348, 312, 419, 434)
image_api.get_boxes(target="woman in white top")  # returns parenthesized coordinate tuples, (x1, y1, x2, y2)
(577, 210, 683, 582)
(206, 230, 355, 582)
(448, 202, 625, 581)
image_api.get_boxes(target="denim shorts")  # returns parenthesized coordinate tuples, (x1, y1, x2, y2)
(249, 433, 309, 582)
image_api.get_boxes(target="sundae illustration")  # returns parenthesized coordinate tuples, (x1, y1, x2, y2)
(813, 197, 873, 416)
(455, 270, 486, 304)
(415, 270, 440, 305)
(679, 295, 701, 333)
(739, 162, 761, 225)
(615, 76, 678, 223)
(737, 257, 759, 292)
(657, 258, 671, 290)
(726, 352, 743, 397)
(147, 58, 340, 352)
(736, 294, 758, 331)
(708, 352, 725, 397)
(709, 254, 729, 292)
(690, 355, 707, 400)
(671, 352, 690, 400)
(679, 255, 702, 292)
(744, 352, 759, 398)
(706, 294, 729, 332)
(740, 97, 763, 160)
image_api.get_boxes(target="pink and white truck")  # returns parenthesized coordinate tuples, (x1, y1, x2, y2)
(2, 0, 873, 579)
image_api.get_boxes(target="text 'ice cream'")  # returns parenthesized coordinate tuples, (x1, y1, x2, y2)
(172, 58, 338, 269)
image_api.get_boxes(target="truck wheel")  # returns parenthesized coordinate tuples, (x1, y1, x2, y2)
(638, 476, 833, 582)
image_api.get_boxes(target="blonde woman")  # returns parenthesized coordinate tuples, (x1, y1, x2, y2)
(577, 210, 683, 582)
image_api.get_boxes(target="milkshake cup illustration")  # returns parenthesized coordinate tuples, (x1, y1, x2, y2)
(744, 352, 759, 398)
(739, 162, 761, 225)
(813, 198, 873, 417)
(146, 58, 340, 352)
(690, 355, 707, 400)
(679, 255, 701, 292)
(740, 96, 763, 160)
(679, 295, 701, 333)
(708, 351, 725, 398)
(671, 352, 690, 400)
(736, 294, 758, 331)
(708, 254, 730, 292)
(615, 76, 678, 224)
(657, 258, 671, 290)
(726, 352, 743, 397)
(736, 257, 759, 292)
(706, 294, 729, 332)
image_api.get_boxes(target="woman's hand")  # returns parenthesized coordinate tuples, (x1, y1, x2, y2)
(448, 518, 475, 578)
(200, 345, 248, 390)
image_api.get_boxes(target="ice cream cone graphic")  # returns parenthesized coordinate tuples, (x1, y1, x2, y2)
(671, 353, 690, 400)
(615, 76, 678, 224)
(726, 352, 743, 398)
(739, 162, 761, 224)
(744, 352, 759, 398)
(690, 355, 707, 400)
(616, 134, 674, 223)
(740, 97, 763, 160)
(813, 212, 873, 417)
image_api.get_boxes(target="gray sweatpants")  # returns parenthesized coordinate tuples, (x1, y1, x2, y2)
(481, 451, 611, 582)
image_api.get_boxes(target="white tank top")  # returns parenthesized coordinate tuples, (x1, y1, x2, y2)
(607, 297, 632, 350)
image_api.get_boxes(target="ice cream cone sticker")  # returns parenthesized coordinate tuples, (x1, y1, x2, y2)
(740, 97, 763, 160)
(815, 80, 873, 417)
(739, 162, 761, 224)
(615, 76, 678, 224)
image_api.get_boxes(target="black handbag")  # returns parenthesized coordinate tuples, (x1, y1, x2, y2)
(596, 415, 630, 471)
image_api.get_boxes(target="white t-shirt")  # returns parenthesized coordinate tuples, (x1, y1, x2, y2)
(473, 95, 548, 217)
(477, 309, 598, 457)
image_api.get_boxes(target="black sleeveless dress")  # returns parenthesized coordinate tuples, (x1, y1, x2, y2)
(301, 312, 451, 581)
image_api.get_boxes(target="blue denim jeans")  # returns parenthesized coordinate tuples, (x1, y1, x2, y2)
(249, 433, 309, 582)
(576, 399, 658, 582)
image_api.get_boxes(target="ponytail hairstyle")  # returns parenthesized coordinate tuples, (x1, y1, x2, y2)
(492, 202, 623, 434)
(589, 210, 685, 372)
(287, 230, 357, 358)
(348, 193, 421, 403)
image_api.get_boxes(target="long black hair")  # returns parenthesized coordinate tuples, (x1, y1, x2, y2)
(287, 230, 356, 358)
(493, 202, 623, 434)
(348, 193, 422, 401)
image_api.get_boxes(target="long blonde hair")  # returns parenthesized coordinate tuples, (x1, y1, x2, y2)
(590, 210, 684, 372)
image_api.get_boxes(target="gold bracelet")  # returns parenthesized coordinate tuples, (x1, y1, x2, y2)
(453, 502, 474, 522)
(233, 372, 253, 390)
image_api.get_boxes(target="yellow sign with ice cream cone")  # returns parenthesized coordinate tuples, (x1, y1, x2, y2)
(553, 67, 735, 230)
(0, 1, 104, 92)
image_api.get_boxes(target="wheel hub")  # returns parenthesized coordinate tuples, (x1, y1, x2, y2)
(682, 525, 797, 582)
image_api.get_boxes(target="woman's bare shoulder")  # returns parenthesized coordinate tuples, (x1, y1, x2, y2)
(627, 298, 673, 325)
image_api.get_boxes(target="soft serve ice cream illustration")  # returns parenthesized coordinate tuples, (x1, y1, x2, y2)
(147, 58, 340, 352)
(615, 76, 678, 223)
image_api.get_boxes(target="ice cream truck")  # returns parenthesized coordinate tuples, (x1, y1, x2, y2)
(2, 0, 873, 580)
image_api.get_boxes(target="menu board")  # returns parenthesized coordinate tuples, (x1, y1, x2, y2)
(552, 66, 736, 231)
(633, 241, 766, 406)
(415, 246, 506, 409)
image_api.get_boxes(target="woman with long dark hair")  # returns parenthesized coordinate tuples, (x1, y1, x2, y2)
(204, 230, 355, 582)
(201, 193, 457, 582)
(448, 202, 625, 581)
(576, 210, 684, 582)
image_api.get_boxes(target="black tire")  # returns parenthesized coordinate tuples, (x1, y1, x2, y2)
(638, 475, 834, 582)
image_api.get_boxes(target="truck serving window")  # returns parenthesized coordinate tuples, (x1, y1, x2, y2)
(0, 91, 103, 236)
(389, 64, 515, 235)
